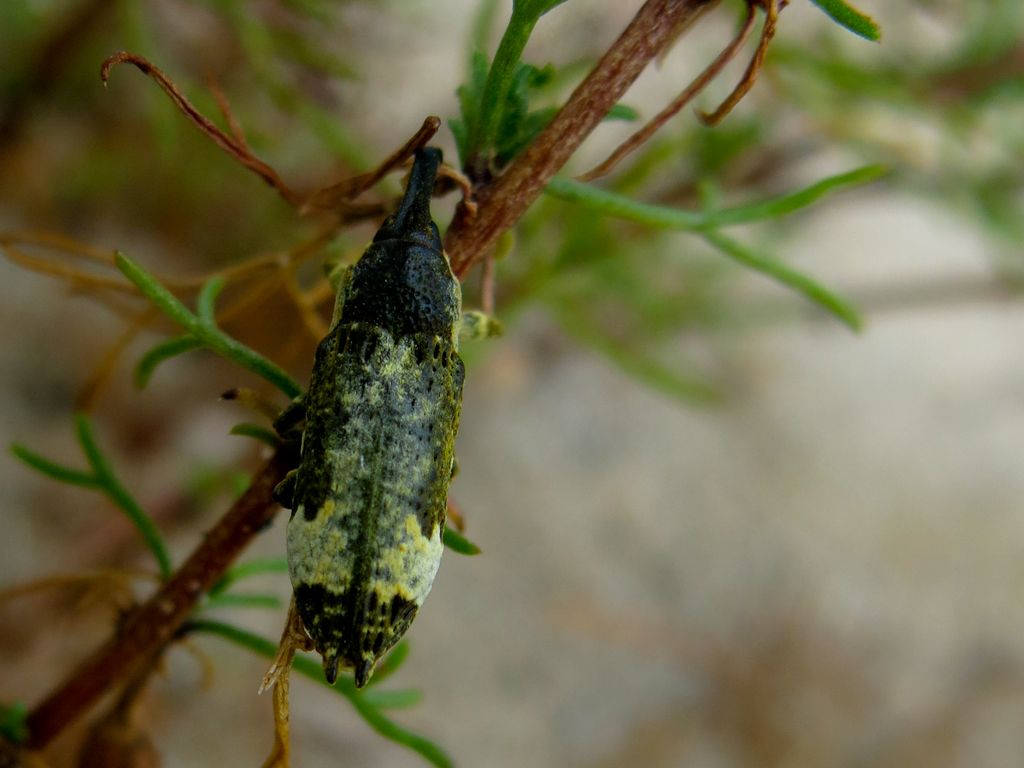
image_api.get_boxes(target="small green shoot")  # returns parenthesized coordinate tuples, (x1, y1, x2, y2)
(700, 229, 862, 331)
(200, 593, 282, 612)
(228, 423, 281, 448)
(442, 527, 482, 555)
(0, 702, 28, 745)
(116, 254, 302, 399)
(209, 557, 288, 596)
(543, 166, 884, 331)
(452, 0, 568, 171)
(11, 414, 173, 579)
(809, 0, 881, 42)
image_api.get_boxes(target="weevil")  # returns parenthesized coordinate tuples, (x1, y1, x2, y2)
(273, 148, 471, 687)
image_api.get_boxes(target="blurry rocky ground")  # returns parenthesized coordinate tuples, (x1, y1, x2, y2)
(2, 1, 1024, 766)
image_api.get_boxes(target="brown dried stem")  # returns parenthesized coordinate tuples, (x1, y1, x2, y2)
(302, 116, 441, 214)
(24, 447, 296, 750)
(698, 0, 782, 125)
(444, 0, 720, 278)
(579, 3, 757, 182)
(101, 52, 304, 207)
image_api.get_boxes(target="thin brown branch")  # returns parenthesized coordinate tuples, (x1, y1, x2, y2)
(301, 116, 442, 214)
(446, 498, 466, 533)
(101, 52, 303, 207)
(444, 0, 721, 278)
(0, 570, 158, 605)
(1, 242, 135, 293)
(698, 0, 781, 125)
(207, 74, 249, 149)
(579, 3, 756, 182)
(24, 447, 296, 750)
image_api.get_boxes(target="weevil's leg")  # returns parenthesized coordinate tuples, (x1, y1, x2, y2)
(260, 597, 312, 695)
(459, 310, 503, 342)
(272, 397, 306, 440)
(261, 673, 292, 768)
(259, 598, 312, 768)
(273, 470, 299, 510)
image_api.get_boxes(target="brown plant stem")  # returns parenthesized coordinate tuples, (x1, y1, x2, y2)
(101, 52, 304, 207)
(578, 2, 756, 182)
(445, 0, 720, 277)
(24, 447, 296, 750)
(698, 0, 781, 125)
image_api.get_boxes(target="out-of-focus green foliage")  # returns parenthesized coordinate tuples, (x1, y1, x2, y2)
(0, 702, 28, 745)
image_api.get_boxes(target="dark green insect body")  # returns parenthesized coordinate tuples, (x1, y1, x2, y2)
(279, 148, 463, 687)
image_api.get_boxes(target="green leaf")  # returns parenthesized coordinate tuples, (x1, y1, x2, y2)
(210, 556, 288, 596)
(453, 0, 568, 171)
(229, 422, 281, 448)
(700, 230, 862, 331)
(190, 620, 453, 767)
(199, 593, 282, 612)
(443, 527, 482, 555)
(12, 418, 172, 578)
(115, 252, 303, 399)
(514, 0, 569, 19)
(495, 63, 556, 164)
(196, 276, 225, 325)
(360, 688, 424, 710)
(75, 414, 174, 579)
(605, 103, 640, 122)
(809, 0, 881, 42)
(134, 335, 204, 389)
(544, 165, 887, 231)
(499, 106, 557, 164)
(10, 444, 97, 488)
(698, 165, 889, 228)
(453, 51, 490, 164)
(0, 701, 28, 744)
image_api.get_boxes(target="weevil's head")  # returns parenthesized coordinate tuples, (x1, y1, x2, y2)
(340, 148, 462, 339)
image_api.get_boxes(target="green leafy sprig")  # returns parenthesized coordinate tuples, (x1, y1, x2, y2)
(11, 414, 173, 579)
(543, 165, 888, 331)
(452, 0, 568, 173)
(809, 0, 881, 42)
(115, 253, 302, 399)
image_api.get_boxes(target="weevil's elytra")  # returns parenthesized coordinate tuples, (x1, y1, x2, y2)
(280, 148, 464, 687)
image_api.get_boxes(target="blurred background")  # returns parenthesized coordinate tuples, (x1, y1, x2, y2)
(2, 1, 1024, 766)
